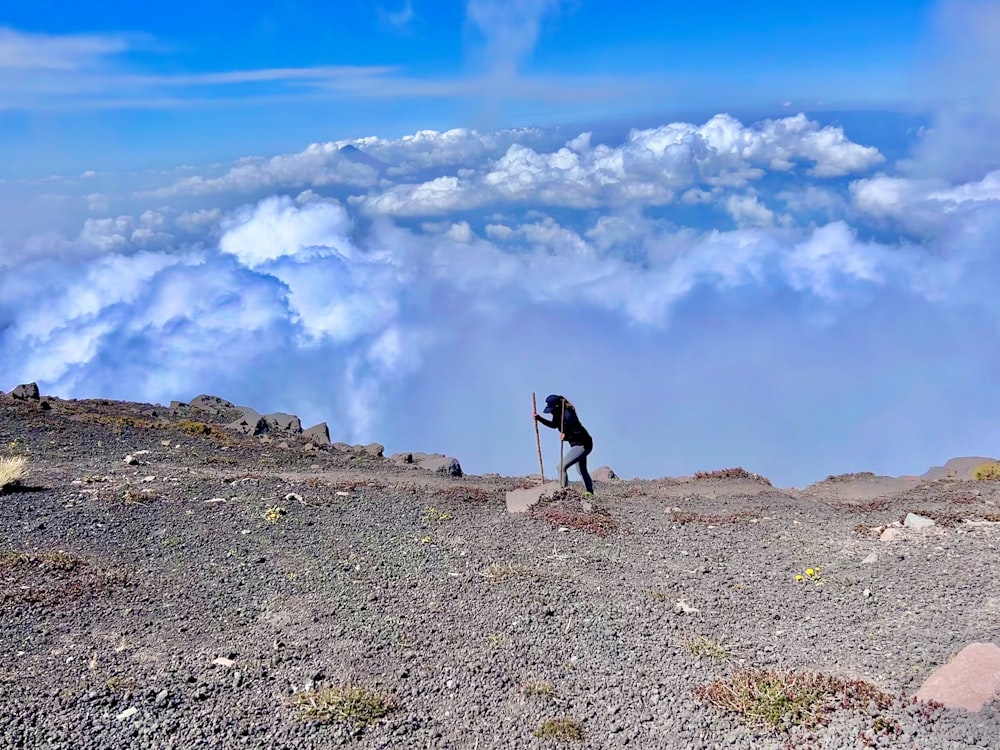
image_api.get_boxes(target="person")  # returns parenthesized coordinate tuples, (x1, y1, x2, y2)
(534, 394, 595, 495)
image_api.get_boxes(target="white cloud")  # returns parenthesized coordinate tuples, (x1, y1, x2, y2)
(354, 114, 884, 216)
(726, 194, 776, 229)
(218, 195, 354, 270)
(466, 0, 562, 84)
(176, 207, 223, 233)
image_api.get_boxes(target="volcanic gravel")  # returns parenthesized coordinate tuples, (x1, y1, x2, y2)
(1, 394, 999, 749)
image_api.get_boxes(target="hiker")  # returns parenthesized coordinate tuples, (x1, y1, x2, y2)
(534, 394, 595, 495)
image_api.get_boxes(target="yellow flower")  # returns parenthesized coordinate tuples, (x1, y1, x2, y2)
(806, 568, 816, 577)
(795, 574, 804, 581)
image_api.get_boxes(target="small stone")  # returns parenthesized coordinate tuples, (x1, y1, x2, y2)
(124, 454, 140, 465)
(284, 493, 302, 503)
(904, 513, 935, 529)
(213, 657, 236, 668)
(116, 706, 138, 721)
(155, 690, 169, 706)
(880, 527, 904, 542)
(861, 552, 879, 565)
(232, 671, 243, 688)
(863, 588, 872, 598)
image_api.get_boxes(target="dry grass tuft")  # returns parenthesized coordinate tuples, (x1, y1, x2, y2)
(290, 686, 396, 728)
(534, 717, 583, 743)
(0, 456, 27, 491)
(519, 681, 558, 700)
(683, 635, 733, 660)
(480, 563, 539, 581)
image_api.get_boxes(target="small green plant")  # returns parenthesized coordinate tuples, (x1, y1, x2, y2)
(422, 506, 453, 522)
(683, 635, 732, 660)
(534, 717, 583, 743)
(290, 686, 396, 728)
(695, 669, 896, 733)
(122, 488, 149, 505)
(106, 675, 136, 691)
(0, 550, 81, 571)
(264, 506, 287, 523)
(973, 461, 1000, 481)
(0, 456, 27, 491)
(520, 681, 557, 700)
(794, 567, 823, 585)
(178, 419, 213, 436)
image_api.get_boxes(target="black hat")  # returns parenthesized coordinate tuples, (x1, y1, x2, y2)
(542, 394, 563, 414)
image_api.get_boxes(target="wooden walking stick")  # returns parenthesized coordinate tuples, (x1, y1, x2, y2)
(532, 393, 545, 484)
(559, 397, 566, 488)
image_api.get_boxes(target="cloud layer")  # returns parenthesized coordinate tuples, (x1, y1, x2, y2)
(2, 110, 999, 486)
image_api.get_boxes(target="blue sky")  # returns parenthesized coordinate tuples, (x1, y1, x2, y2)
(2, 0, 1000, 486)
(1, 0, 938, 176)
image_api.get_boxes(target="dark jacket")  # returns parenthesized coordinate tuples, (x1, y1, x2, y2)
(537, 399, 593, 450)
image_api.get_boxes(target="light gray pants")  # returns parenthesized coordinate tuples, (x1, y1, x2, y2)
(561, 444, 594, 494)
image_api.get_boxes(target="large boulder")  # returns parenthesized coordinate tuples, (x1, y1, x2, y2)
(417, 454, 462, 477)
(226, 408, 268, 436)
(11, 382, 40, 401)
(593, 466, 618, 481)
(302, 423, 331, 445)
(265, 412, 302, 433)
(915, 642, 1000, 711)
(190, 394, 235, 413)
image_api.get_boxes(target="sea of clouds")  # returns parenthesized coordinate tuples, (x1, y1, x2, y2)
(2, 0, 999, 485)
(3, 105, 1000, 486)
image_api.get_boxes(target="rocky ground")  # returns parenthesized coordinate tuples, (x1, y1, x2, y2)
(1, 390, 999, 750)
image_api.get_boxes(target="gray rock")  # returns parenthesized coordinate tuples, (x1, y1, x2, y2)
(302, 423, 331, 445)
(418, 455, 462, 477)
(169, 400, 187, 409)
(391, 452, 414, 464)
(505, 482, 561, 513)
(189, 394, 234, 413)
(11, 382, 40, 400)
(363, 443, 384, 457)
(593, 466, 618, 481)
(904, 512, 935, 529)
(226, 408, 268, 436)
(264, 412, 302, 433)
